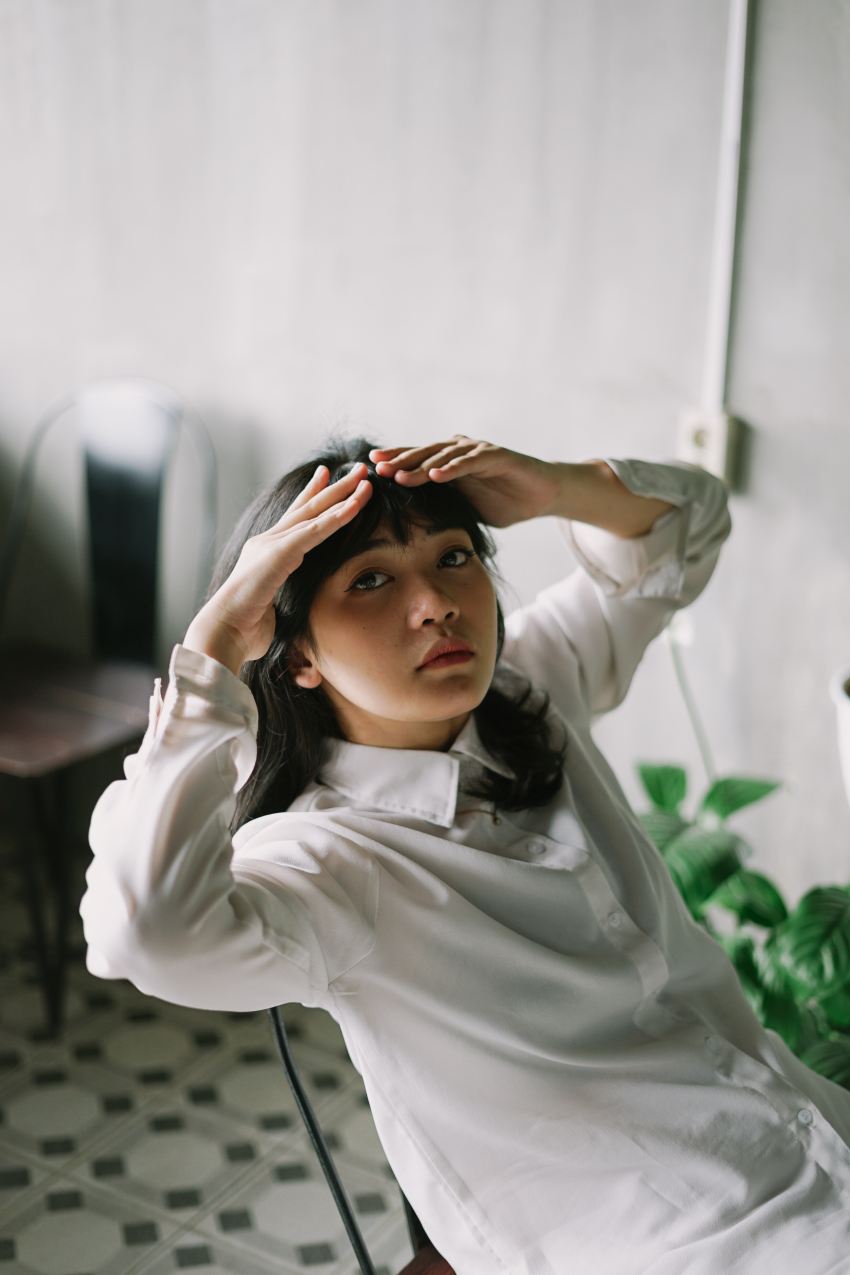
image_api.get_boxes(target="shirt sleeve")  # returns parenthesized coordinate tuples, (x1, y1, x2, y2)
(79, 643, 365, 1013)
(500, 457, 732, 724)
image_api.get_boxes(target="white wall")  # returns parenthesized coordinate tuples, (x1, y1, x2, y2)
(1, 0, 848, 902)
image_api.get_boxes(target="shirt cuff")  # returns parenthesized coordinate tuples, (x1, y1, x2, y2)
(557, 457, 700, 599)
(131, 643, 259, 787)
(166, 644, 258, 726)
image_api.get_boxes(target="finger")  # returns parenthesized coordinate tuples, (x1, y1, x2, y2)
(368, 446, 405, 460)
(288, 463, 329, 513)
(373, 445, 463, 483)
(425, 450, 487, 480)
(396, 441, 474, 478)
(274, 462, 367, 528)
(368, 435, 468, 463)
(373, 441, 459, 472)
(287, 478, 373, 545)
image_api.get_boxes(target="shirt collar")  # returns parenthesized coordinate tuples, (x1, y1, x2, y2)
(317, 712, 516, 828)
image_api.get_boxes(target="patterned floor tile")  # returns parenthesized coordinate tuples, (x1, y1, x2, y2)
(0, 849, 409, 1275)
(58, 1088, 273, 1233)
(191, 1135, 405, 1272)
(0, 1005, 228, 1179)
(0, 958, 101, 1065)
(160, 1029, 363, 1155)
(0, 1145, 56, 1224)
(0, 1172, 183, 1273)
(132, 1225, 305, 1273)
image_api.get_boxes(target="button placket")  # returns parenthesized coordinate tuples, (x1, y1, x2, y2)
(575, 851, 670, 1010)
(696, 1026, 850, 1180)
(694, 1025, 850, 1196)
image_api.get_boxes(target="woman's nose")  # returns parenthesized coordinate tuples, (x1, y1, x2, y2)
(410, 582, 459, 625)
(421, 605, 458, 625)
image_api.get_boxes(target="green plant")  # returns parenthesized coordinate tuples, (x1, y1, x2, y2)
(636, 762, 850, 1091)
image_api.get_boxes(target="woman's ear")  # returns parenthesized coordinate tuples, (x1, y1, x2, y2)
(288, 645, 322, 689)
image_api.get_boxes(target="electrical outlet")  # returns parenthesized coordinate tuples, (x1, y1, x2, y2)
(675, 408, 742, 486)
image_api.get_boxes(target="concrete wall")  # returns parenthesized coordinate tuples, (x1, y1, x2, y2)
(1, 0, 848, 902)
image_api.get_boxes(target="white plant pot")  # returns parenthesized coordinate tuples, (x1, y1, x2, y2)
(829, 663, 850, 813)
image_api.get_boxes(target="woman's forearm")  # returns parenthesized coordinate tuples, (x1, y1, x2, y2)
(548, 460, 678, 539)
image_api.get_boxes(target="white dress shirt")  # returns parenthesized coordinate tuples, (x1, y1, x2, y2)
(80, 457, 850, 1275)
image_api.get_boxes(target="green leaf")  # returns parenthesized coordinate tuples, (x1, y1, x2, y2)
(761, 998, 830, 1055)
(739, 981, 765, 1017)
(637, 810, 690, 852)
(698, 776, 781, 820)
(636, 764, 687, 813)
(717, 932, 762, 998)
(731, 939, 829, 1052)
(795, 1002, 831, 1054)
(799, 1037, 850, 1090)
(705, 869, 789, 928)
(768, 887, 850, 999)
(754, 935, 796, 996)
(759, 986, 805, 1050)
(817, 986, 850, 1031)
(662, 826, 742, 917)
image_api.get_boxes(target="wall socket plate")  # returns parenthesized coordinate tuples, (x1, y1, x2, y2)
(675, 408, 742, 487)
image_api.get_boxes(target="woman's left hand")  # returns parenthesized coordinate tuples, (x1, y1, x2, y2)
(367, 436, 563, 528)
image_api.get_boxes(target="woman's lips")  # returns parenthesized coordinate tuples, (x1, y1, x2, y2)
(419, 651, 474, 670)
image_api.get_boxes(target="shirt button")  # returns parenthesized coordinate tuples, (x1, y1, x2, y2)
(492, 814, 502, 825)
(528, 841, 545, 856)
(607, 911, 624, 928)
(704, 1034, 720, 1054)
(797, 1108, 814, 1126)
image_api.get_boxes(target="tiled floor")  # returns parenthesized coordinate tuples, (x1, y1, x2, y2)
(0, 854, 414, 1275)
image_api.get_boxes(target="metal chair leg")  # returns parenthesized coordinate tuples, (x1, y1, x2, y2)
(35, 769, 72, 1035)
(267, 1004, 379, 1275)
(18, 771, 72, 1037)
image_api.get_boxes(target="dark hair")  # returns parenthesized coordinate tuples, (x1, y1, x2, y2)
(203, 432, 567, 834)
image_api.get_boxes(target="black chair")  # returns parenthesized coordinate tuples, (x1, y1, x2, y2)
(0, 376, 217, 1036)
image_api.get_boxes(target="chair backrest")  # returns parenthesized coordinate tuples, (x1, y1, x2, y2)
(0, 377, 217, 667)
(80, 380, 179, 663)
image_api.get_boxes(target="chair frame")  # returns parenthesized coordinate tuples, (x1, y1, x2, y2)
(267, 1004, 452, 1274)
(0, 377, 216, 1035)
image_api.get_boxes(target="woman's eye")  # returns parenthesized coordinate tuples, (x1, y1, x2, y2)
(350, 570, 390, 592)
(349, 547, 474, 593)
(440, 547, 475, 567)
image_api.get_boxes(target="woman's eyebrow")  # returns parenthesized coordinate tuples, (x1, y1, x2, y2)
(345, 527, 459, 562)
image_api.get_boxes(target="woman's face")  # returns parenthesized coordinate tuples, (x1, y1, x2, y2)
(291, 520, 499, 750)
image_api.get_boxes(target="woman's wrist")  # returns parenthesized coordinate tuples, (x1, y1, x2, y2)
(182, 618, 245, 678)
(548, 459, 677, 539)
(546, 460, 615, 523)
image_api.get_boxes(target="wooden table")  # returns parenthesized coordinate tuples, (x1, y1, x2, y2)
(0, 646, 165, 1036)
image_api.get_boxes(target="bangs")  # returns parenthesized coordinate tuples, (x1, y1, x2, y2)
(300, 461, 496, 587)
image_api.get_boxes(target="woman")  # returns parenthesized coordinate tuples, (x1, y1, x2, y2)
(80, 434, 850, 1274)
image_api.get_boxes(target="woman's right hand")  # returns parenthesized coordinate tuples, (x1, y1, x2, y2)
(183, 462, 372, 674)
